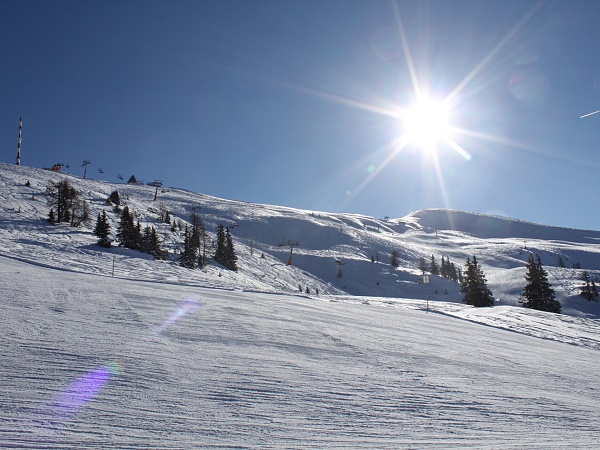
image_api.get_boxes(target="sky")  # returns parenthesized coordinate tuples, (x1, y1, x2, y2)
(2, 0, 600, 230)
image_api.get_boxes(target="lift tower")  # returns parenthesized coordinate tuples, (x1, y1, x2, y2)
(16, 117, 22, 166)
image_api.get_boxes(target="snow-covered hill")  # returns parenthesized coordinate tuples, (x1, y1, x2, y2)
(3, 162, 600, 448)
(2, 162, 599, 317)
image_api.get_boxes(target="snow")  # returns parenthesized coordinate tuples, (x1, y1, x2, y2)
(1, 162, 600, 448)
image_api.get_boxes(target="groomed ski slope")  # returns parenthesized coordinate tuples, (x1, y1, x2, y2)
(2, 256, 600, 449)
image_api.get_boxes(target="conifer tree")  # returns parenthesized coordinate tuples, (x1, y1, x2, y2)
(522, 254, 561, 313)
(190, 213, 206, 265)
(390, 250, 400, 268)
(133, 220, 143, 251)
(141, 226, 152, 254)
(592, 280, 599, 300)
(418, 257, 427, 275)
(198, 224, 209, 268)
(179, 225, 197, 268)
(214, 225, 227, 267)
(430, 255, 439, 275)
(579, 271, 599, 302)
(224, 227, 238, 271)
(450, 261, 458, 282)
(138, 225, 164, 259)
(94, 210, 112, 248)
(461, 256, 494, 307)
(116, 206, 136, 248)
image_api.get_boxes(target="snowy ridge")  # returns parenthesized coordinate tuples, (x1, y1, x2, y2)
(2, 163, 600, 447)
(401, 208, 600, 240)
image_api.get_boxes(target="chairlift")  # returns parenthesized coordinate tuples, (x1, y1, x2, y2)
(98, 167, 104, 174)
(117, 174, 123, 180)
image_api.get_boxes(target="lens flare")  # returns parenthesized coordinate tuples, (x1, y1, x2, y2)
(50, 362, 120, 423)
(153, 296, 201, 335)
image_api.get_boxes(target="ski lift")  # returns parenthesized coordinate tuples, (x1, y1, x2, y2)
(117, 174, 123, 180)
(98, 167, 104, 174)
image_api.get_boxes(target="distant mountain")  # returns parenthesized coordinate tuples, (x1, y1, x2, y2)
(400, 208, 600, 241)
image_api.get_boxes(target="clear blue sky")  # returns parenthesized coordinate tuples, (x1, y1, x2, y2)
(2, 0, 600, 230)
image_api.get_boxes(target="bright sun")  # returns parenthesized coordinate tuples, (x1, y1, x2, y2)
(402, 99, 450, 149)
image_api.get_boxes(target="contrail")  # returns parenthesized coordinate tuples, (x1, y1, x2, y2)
(580, 109, 600, 119)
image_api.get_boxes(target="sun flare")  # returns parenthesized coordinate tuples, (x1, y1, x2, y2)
(402, 99, 450, 150)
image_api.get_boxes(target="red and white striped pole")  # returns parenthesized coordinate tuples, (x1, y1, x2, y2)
(16, 117, 22, 166)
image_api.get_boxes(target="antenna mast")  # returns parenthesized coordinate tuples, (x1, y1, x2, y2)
(16, 117, 22, 166)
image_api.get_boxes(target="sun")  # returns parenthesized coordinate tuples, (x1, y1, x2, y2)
(402, 98, 450, 150)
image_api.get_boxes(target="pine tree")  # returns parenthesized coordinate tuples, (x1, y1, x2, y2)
(418, 257, 427, 274)
(430, 255, 439, 275)
(522, 254, 561, 313)
(140, 226, 164, 259)
(133, 220, 143, 251)
(224, 227, 238, 271)
(116, 206, 136, 248)
(198, 224, 209, 268)
(94, 210, 112, 248)
(214, 225, 227, 267)
(450, 261, 458, 282)
(390, 250, 400, 268)
(461, 256, 494, 307)
(190, 213, 206, 265)
(592, 280, 599, 301)
(179, 225, 197, 268)
(579, 271, 599, 302)
(141, 226, 152, 254)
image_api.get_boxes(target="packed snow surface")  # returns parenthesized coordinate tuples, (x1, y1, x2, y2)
(2, 257, 600, 448)
(1, 163, 600, 448)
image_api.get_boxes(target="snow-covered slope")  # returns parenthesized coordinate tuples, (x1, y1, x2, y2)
(3, 163, 600, 448)
(2, 162, 599, 317)
(2, 256, 600, 448)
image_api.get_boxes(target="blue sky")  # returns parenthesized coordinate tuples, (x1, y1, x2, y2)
(2, 0, 600, 230)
